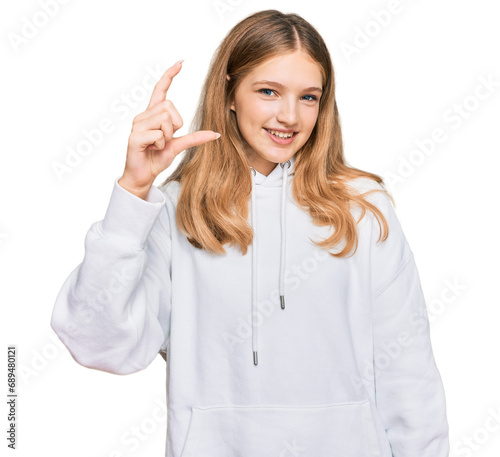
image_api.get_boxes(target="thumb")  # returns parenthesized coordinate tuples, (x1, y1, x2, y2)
(171, 130, 221, 156)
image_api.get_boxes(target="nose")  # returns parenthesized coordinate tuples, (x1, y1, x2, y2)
(276, 96, 299, 127)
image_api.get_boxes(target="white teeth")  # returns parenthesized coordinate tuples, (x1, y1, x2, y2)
(267, 129, 294, 139)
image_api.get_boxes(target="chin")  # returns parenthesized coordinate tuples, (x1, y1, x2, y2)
(268, 152, 295, 163)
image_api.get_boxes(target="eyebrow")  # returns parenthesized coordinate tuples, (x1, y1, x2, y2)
(252, 80, 323, 93)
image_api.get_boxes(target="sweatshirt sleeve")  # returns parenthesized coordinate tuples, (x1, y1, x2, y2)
(50, 178, 172, 375)
(368, 189, 449, 457)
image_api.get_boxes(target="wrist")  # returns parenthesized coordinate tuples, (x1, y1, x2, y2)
(117, 176, 154, 200)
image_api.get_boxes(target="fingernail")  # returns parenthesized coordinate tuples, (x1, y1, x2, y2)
(214, 132, 221, 139)
(174, 59, 184, 66)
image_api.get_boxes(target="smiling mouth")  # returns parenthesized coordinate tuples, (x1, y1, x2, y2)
(264, 128, 298, 139)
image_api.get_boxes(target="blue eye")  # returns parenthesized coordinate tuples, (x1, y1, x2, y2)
(257, 89, 318, 101)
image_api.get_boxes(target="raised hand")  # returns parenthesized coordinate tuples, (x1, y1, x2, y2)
(118, 60, 220, 199)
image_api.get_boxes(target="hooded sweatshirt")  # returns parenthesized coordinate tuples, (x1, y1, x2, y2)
(50, 153, 449, 457)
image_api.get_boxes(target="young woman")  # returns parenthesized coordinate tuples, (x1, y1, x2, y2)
(51, 9, 449, 457)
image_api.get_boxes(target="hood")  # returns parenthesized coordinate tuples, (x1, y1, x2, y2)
(249, 154, 296, 366)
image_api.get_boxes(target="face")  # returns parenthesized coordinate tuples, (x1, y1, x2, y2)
(229, 50, 323, 176)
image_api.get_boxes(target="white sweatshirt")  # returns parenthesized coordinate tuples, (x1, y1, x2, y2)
(50, 153, 449, 457)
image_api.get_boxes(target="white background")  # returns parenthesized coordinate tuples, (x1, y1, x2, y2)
(1, 0, 499, 456)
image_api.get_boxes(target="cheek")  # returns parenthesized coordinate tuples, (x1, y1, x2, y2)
(242, 99, 273, 125)
(303, 108, 320, 132)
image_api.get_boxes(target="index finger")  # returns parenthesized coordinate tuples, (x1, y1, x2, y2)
(147, 60, 184, 110)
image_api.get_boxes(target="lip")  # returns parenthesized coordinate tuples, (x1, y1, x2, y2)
(264, 128, 297, 145)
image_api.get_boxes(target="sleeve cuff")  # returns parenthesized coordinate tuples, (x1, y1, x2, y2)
(100, 177, 167, 249)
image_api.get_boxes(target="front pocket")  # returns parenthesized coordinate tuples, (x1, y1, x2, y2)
(180, 399, 382, 457)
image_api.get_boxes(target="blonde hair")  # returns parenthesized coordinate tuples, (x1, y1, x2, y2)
(161, 9, 392, 258)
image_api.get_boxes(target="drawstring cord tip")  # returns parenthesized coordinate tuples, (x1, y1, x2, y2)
(253, 351, 258, 365)
(280, 295, 285, 309)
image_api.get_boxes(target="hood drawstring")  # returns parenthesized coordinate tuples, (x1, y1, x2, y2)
(250, 159, 291, 366)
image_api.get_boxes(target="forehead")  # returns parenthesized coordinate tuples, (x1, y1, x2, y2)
(244, 51, 324, 87)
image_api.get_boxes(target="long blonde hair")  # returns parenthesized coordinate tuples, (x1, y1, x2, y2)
(161, 9, 391, 258)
